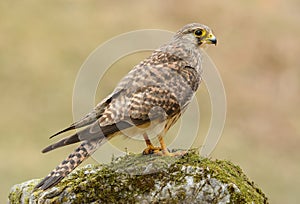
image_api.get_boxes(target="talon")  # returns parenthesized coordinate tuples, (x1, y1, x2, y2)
(142, 146, 162, 155)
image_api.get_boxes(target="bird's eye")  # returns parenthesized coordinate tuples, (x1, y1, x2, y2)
(194, 29, 204, 37)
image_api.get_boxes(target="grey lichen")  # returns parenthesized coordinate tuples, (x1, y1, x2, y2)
(8, 149, 268, 203)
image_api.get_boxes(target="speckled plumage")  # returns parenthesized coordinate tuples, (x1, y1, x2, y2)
(35, 23, 217, 190)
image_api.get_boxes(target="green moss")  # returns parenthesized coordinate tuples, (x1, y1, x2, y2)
(9, 149, 268, 203)
(8, 186, 21, 204)
(197, 158, 268, 204)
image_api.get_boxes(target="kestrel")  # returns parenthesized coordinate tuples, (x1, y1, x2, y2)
(35, 23, 217, 190)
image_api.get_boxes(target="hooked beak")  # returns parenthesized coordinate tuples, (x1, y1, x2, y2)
(206, 33, 217, 46)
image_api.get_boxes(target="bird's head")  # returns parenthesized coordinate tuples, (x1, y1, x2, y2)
(174, 23, 217, 48)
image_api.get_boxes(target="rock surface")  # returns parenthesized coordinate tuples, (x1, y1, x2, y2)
(9, 150, 268, 203)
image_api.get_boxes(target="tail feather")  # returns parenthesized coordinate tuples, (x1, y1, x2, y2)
(35, 140, 101, 190)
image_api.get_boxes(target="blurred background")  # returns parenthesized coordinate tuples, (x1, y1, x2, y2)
(1, 0, 299, 203)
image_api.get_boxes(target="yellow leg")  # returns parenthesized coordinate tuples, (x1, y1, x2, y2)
(142, 133, 161, 155)
(158, 134, 169, 155)
(157, 134, 187, 156)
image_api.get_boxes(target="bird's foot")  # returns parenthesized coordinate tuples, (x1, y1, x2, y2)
(142, 145, 162, 155)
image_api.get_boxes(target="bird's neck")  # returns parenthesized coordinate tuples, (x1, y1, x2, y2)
(158, 39, 203, 73)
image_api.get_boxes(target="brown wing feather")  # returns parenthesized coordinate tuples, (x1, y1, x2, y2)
(49, 89, 124, 139)
(42, 134, 80, 153)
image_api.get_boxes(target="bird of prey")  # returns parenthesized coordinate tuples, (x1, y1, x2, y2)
(35, 23, 217, 190)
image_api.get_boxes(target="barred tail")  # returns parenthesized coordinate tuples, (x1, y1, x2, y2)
(35, 139, 101, 190)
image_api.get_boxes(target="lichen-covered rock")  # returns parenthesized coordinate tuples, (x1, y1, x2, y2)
(8, 150, 268, 203)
